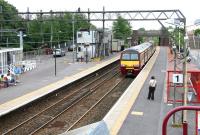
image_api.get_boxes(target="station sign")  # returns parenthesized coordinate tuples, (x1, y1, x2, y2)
(172, 74, 183, 84)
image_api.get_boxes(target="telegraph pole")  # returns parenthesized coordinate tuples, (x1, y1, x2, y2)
(102, 6, 105, 57)
(182, 21, 188, 133)
(172, 44, 177, 124)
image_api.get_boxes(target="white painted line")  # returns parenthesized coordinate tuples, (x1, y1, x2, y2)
(131, 111, 143, 116)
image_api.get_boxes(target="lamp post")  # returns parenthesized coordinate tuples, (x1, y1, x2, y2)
(72, 13, 75, 62)
(58, 31, 61, 48)
(18, 30, 27, 50)
(54, 46, 57, 76)
(172, 43, 177, 124)
(17, 29, 26, 60)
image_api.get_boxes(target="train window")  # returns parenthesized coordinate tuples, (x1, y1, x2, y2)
(122, 53, 138, 60)
(122, 54, 130, 60)
(130, 54, 138, 60)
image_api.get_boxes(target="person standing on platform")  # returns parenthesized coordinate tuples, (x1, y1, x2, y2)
(147, 76, 157, 100)
(14, 65, 21, 83)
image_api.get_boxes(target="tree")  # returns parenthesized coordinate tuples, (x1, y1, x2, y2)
(112, 15, 132, 42)
(168, 26, 184, 50)
(194, 28, 200, 36)
(1, 0, 95, 51)
(0, 0, 24, 47)
(138, 28, 145, 44)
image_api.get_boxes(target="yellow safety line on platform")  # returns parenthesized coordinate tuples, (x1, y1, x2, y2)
(131, 111, 143, 116)
(109, 47, 160, 135)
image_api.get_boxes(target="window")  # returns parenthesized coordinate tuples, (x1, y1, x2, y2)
(122, 54, 130, 60)
(78, 33, 82, 38)
(122, 53, 138, 60)
(130, 54, 138, 60)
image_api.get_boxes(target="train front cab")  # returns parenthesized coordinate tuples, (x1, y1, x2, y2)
(120, 50, 140, 76)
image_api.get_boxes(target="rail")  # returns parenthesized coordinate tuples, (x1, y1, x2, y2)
(162, 106, 200, 135)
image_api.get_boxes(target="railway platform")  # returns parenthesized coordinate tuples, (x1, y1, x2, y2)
(65, 47, 200, 135)
(0, 53, 120, 117)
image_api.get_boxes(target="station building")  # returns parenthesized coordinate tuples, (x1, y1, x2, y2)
(0, 48, 23, 74)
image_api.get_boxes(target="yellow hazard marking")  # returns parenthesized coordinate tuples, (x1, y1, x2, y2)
(131, 111, 143, 116)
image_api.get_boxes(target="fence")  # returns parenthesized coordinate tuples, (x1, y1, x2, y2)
(188, 36, 200, 49)
(167, 70, 200, 103)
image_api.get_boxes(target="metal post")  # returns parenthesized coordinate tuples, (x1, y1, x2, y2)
(54, 48, 57, 76)
(193, 30, 196, 49)
(196, 111, 198, 135)
(86, 47, 88, 63)
(183, 121, 188, 135)
(172, 45, 177, 124)
(102, 6, 105, 57)
(183, 22, 188, 123)
(19, 31, 23, 50)
(72, 13, 74, 62)
(50, 10, 53, 49)
(58, 32, 59, 46)
(40, 10, 44, 45)
(6, 37, 8, 47)
(178, 27, 181, 52)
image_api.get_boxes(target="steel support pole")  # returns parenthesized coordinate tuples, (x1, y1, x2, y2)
(50, 10, 53, 49)
(178, 27, 180, 52)
(183, 121, 188, 135)
(72, 13, 75, 62)
(19, 31, 23, 50)
(54, 49, 57, 76)
(102, 6, 105, 57)
(173, 46, 177, 124)
(183, 22, 188, 123)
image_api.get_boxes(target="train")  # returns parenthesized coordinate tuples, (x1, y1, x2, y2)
(120, 41, 156, 76)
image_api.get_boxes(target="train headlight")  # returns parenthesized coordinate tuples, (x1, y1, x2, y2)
(121, 64, 126, 67)
(133, 64, 139, 68)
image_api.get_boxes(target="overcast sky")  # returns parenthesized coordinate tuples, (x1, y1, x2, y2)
(5, 0, 200, 30)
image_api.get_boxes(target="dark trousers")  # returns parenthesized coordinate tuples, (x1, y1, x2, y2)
(148, 86, 155, 100)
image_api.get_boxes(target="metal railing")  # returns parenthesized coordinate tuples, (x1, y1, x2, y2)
(162, 106, 200, 135)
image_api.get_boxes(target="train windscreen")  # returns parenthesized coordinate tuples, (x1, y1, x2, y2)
(121, 53, 138, 60)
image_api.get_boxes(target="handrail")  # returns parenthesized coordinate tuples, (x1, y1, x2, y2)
(162, 106, 200, 135)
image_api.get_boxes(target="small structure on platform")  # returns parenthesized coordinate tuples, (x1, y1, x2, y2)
(76, 30, 97, 61)
(76, 29, 112, 61)
(0, 48, 23, 74)
(111, 39, 124, 52)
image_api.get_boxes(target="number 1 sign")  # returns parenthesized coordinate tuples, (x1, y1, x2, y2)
(172, 74, 183, 84)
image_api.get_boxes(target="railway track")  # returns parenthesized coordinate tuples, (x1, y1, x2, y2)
(32, 70, 121, 135)
(67, 77, 126, 131)
(0, 62, 118, 134)
(1, 62, 126, 135)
